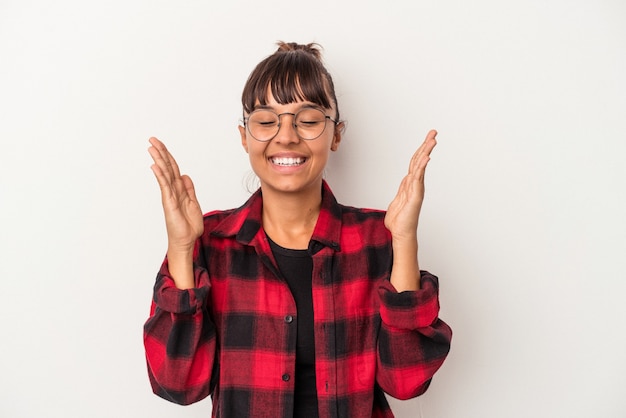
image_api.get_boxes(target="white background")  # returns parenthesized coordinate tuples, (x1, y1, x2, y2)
(1, 1, 625, 417)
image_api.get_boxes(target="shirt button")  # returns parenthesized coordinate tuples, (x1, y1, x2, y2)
(282, 373, 290, 382)
(284, 315, 293, 323)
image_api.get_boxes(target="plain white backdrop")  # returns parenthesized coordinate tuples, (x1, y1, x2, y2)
(1, 0, 625, 417)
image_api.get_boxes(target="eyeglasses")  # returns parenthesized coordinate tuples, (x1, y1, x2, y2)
(243, 107, 337, 142)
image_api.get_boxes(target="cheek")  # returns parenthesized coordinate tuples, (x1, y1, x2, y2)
(313, 144, 333, 162)
(247, 142, 268, 161)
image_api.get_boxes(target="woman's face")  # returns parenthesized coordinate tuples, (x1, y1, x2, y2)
(239, 94, 342, 197)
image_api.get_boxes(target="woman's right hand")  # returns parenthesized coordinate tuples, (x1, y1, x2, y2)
(148, 137, 204, 255)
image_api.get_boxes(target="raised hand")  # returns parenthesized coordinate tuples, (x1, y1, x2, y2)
(384, 130, 437, 291)
(384, 130, 437, 241)
(148, 137, 204, 255)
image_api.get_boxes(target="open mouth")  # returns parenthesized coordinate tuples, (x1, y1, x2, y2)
(270, 157, 306, 166)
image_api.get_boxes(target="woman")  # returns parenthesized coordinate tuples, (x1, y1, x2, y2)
(144, 42, 452, 418)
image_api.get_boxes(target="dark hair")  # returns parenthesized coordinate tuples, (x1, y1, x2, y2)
(241, 42, 340, 121)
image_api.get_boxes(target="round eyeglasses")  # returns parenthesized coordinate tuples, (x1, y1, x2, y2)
(243, 107, 337, 142)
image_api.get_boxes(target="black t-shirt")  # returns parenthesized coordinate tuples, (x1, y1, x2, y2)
(267, 236, 319, 418)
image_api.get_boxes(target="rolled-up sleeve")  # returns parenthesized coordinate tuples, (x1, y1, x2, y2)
(143, 261, 217, 405)
(375, 271, 452, 400)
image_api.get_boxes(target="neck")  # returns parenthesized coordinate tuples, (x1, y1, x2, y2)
(261, 182, 323, 250)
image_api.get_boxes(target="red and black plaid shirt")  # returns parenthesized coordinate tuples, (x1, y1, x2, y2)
(144, 181, 452, 417)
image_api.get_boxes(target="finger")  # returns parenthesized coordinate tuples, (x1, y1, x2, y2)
(148, 137, 183, 180)
(391, 172, 418, 211)
(408, 130, 437, 174)
(150, 164, 172, 201)
(148, 138, 173, 180)
(148, 136, 170, 165)
(148, 136, 164, 149)
(409, 130, 436, 167)
(148, 138, 183, 203)
(181, 175, 199, 205)
(406, 167, 427, 193)
(148, 147, 176, 197)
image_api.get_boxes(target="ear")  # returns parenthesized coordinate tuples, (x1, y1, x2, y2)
(239, 125, 249, 153)
(330, 121, 344, 151)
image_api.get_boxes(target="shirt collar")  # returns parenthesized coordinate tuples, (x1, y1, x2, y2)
(211, 180, 342, 252)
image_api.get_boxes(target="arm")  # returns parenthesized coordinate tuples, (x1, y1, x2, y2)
(144, 137, 216, 403)
(376, 272, 452, 399)
(148, 136, 204, 289)
(384, 129, 438, 291)
(143, 259, 217, 404)
(377, 130, 452, 398)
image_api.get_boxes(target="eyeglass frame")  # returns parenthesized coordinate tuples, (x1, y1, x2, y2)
(242, 107, 339, 142)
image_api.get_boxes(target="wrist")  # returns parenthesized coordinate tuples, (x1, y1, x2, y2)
(166, 247, 195, 290)
(167, 245, 195, 259)
(390, 231, 417, 250)
(390, 233, 420, 291)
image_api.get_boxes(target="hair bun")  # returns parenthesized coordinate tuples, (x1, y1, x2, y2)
(276, 41, 323, 61)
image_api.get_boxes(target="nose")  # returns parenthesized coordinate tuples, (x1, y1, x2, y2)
(274, 113, 300, 144)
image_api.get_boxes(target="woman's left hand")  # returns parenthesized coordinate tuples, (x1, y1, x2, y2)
(384, 130, 437, 241)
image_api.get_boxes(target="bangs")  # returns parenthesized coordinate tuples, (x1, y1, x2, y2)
(242, 52, 333, 114)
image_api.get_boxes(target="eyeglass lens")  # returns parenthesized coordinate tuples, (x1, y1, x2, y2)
(247, 108, 330, 141)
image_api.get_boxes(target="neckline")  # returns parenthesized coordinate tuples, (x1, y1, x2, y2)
(266, 233, 310, 256)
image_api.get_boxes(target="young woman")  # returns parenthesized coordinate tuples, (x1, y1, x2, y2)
(144, 42, 452, 418)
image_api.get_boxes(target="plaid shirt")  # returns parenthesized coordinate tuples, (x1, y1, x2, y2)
(144, 181, 452, 418)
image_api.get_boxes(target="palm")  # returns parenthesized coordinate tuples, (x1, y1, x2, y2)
(384, 130, 437, 240)
(148, 137, 204, 251)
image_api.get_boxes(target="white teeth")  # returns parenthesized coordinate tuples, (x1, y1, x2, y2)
(271, 157, 305, 166)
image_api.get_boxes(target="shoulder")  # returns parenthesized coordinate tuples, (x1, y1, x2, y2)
(322, 181, 389, 240)
(202, 208, 238, 231)
(337, 204, 391, 245)
(203, 208, 238, 220)
(338, 203, 386, 224)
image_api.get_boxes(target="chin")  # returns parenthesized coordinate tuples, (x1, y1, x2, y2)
(261, 177, 322, 195)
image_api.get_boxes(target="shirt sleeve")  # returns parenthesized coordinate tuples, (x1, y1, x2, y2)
(375, 270, 452, 400)
(143, 259, 217, 405)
